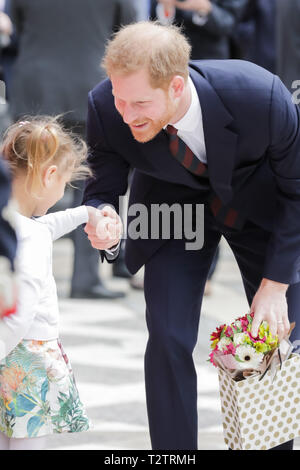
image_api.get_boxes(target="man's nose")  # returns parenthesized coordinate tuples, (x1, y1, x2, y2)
(122, 104, 139, 125)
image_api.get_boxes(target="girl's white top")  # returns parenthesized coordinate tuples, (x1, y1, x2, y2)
(0, 206, 88, 360)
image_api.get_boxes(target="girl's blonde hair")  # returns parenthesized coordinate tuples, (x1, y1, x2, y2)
(1, 116, 92, 194)
(102, 21, 191, 89)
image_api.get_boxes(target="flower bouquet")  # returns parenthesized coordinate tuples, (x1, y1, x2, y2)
(209, 312, 294, 381)
(209, 313, 300, 450)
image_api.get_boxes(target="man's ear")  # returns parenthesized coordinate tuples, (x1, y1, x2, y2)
(43, 165, 58, 187)
(169, 75, 185, 99)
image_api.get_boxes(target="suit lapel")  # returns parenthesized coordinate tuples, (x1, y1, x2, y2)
(137, 129, 206, 190)
(189, 64, 237, 204)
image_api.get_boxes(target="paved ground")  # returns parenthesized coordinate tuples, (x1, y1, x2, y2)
(46, 236, 300, 450)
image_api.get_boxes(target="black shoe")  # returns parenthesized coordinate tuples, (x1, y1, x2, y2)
(70, 284, 126, 299)
(112, 262, 132, 279)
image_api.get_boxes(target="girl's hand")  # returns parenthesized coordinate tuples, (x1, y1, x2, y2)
(85, 206, 123, 251)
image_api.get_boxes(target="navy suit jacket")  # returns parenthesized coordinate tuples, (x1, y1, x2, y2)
(83, 60, 300, 284)
(0, 159, 17, 270)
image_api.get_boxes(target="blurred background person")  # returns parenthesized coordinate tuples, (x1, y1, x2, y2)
(276, 0, 300, 96)
(0, 0, 16, 101)
(0, 157, 17, 319)
(8, 0, 138, 299)
(230, 0, 276, 73)
(133, 0, 150, 20)
(0, 1, 12, 136)
(150, 0, 248, 59)
(232, 0, 300, 95)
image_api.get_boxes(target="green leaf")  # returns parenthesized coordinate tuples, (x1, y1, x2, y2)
(234, 355, 244, 363)
(220, 327, 226, 339)
(41, 379, 49, 402)
(27, 416, 44, 437)
(7, 394, 37, 418)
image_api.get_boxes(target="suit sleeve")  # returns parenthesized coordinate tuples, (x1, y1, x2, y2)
(263, 75, 300, 284)
(82, 91, 130, 262)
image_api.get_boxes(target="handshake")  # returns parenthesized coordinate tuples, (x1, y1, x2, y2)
(84, 205, 123, 251)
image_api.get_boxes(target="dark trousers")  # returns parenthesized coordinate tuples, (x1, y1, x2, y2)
(144, 205, 299, 450)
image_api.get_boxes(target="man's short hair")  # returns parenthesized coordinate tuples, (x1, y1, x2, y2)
(102, 21, 192, 89)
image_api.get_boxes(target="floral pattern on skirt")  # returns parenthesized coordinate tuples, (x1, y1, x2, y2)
(0, 339, 90, 438)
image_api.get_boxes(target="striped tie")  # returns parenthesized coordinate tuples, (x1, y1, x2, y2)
(166, 125, 244, 229)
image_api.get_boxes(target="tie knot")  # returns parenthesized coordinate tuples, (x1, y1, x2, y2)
(166, 125, 178, 136)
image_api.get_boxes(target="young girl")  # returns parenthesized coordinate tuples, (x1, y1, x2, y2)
(0, 117, 122, 450)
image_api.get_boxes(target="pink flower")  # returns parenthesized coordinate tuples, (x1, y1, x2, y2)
(247, 330, 259, 342)
(209, 351, 218, 367)
(210, 324, 226, 342)
(225, 326, 233, 338)
(224, 343, 236, 356)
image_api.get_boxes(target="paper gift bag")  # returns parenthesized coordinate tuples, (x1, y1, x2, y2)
(218, 353, 300, 450)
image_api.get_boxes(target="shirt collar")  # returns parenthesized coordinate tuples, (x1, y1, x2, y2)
(165, 76, 202, 133)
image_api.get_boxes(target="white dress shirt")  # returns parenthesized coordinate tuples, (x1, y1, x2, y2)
(166, 77, 207, 164)
(0, 206, 88, 360)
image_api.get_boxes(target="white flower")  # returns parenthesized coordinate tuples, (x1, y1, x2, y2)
(217, 337, 231, 352)
(235, 345, 264, 370)
(233, 320, 242, 329)
(233, 333, 247, 346)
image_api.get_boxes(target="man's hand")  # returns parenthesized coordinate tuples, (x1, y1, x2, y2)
(174, 0, 212, 15)
(250, 279, 290, 342)
(84, 206, 123, 251)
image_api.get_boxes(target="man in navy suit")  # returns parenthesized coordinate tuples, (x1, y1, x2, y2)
(83, 22, 300, 450)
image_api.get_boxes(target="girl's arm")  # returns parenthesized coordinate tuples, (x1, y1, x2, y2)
(35, 206, 89, 241)
(0, 231, 46, 360)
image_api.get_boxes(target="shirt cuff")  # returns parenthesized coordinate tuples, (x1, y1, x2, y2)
(105, 241, 121, 255)
(192, 12, 209, 26)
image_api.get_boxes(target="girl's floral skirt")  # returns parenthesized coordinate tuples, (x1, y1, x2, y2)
(0, 339, 90, 438)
